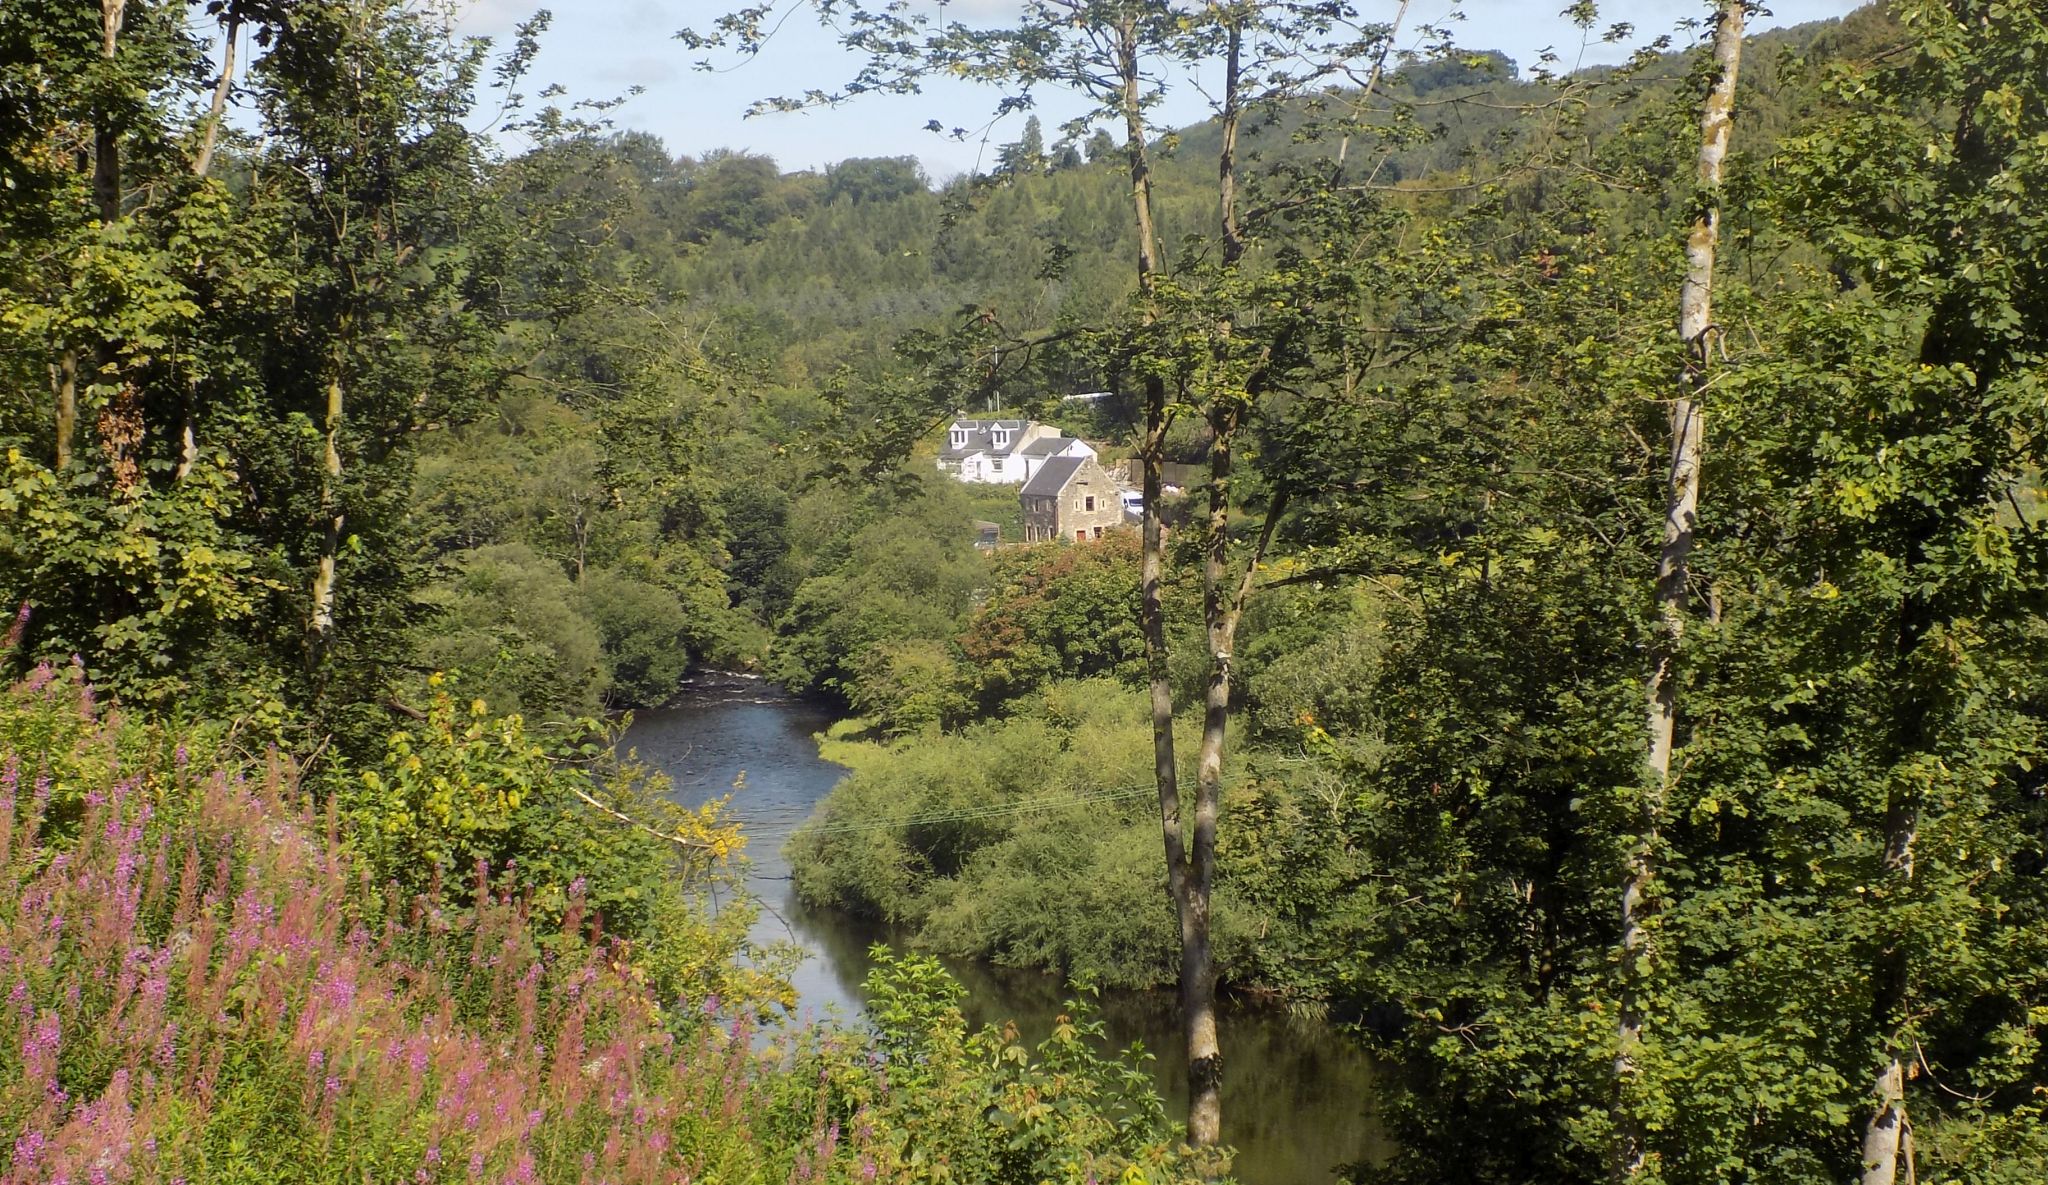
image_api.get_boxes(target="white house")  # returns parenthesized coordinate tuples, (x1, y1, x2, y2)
(937, 419, 1097, 484)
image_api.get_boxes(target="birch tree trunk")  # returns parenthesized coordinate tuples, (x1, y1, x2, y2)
(309, 368, 345, 642)
(1113, 8, 1218, 1149)
(192, 13, 239, 180)
(1617, 3, 1743, 1178)
(1175, 15, 1253, 1148)
(1859, 967, 1914, 1185)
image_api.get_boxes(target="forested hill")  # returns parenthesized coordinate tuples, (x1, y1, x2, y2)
(589, 6, 1891, 386)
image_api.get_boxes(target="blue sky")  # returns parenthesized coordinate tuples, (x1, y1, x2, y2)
(450, 0, 1869, 179)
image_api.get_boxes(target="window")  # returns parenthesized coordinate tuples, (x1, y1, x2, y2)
(1084, 495, 1096, 512)
(1092, 526, 1103, 539)
(950, 429, 967, 448)
(992, 428, 1011, 448)
(1076, 529, 1088, 542)
(991, 457, 1004, 474)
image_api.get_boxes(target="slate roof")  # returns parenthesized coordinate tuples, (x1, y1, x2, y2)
(1020, 456, 1088, 497)
(1019, 436, 1075, 457)
(939, 418, 1032, 460)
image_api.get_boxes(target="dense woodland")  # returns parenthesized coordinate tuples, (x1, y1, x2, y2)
(2, 1, 2045, 1183)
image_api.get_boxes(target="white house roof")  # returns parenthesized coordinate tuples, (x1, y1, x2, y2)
(940, 418, 1032, 461)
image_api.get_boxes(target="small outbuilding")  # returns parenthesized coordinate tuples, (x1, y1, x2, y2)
(1020, 456, 1126, 543)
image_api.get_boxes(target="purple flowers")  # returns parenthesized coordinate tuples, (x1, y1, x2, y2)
(0, 668, 907, 1185)
(22, 1010, 61, 1071)
(13, 1129, 47, 1169)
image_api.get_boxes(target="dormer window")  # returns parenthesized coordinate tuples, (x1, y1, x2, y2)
(950, 428, 968, 449)
(992, 428, 1011, 449)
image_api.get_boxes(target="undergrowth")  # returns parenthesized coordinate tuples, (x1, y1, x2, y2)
(0, 661, 1216, 1184)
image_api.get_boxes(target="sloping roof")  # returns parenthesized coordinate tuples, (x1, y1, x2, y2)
(940, 418, 1032, 460)
(1020, 456, 1087, 497)
(1019, 436, 1074, 457)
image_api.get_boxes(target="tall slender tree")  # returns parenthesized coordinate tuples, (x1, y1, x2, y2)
(1616, 2, 1743, 1178)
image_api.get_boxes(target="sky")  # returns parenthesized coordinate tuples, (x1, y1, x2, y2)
(448, 0, 1870, 180)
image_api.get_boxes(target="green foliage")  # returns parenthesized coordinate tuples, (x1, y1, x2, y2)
(0, 446, 283, 713)
(413, 543, 609, 718)
(961, 533, 1150, 707)
(577, 566, 698, 705)
(765, 472, 990, 698)
(6, 2, 2046, 1181)
(339, 675, 741, 946)
(820, 948, 1216, 1185)
(796, 681, 1185, 987)
(849, 639, 974, 738)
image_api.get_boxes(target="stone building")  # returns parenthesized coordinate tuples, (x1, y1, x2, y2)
(1019, 456, 1126, 543)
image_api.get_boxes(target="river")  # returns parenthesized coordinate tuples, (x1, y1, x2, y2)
(624, 674, 1389, 1185)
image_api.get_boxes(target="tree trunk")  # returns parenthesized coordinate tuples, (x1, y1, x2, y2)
(93, 0, 144, 494)
(1860, 596, 1928, 1184)
(574, 508, 588, 582)
(176, 381, 199, 480)
(1162, 19, 1254, 1151)
(1617, 3, 1743, 1179)
(95, 1, 125, 225)
(1216, 21, 1244, 268)
(310, 370, 345, 642)
(178, 10, 241, 481)
(53, 351, 77, 469)
(1114, 10, 1217, 1150)
(1860, 1056, 1912, 1185)
(193, 13, 240, 179)
(1854, 86, 2002, 1185)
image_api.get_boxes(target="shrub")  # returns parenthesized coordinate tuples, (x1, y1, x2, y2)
(793, 680, 1186, 988)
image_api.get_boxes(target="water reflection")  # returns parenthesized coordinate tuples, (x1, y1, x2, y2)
(624, 675, 1389, 1185)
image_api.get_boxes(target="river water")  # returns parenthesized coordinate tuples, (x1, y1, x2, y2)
(624, 675, 1389, 1185)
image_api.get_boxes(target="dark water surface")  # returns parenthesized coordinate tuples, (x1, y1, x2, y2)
(624, 675, 1389, 1185)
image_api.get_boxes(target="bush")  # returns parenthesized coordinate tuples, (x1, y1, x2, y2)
(847, 639, 973, 737)
(339, 675, 736, 944)
(412, 543, 608, 717)
(792, 680, 1187, 987)
(959, 534, 1148, 708)
(576, 566, 695, 705)
(827, 948, 1216, 1184)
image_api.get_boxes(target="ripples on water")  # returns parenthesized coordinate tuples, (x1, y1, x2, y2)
(623, 674, 1390, 1185)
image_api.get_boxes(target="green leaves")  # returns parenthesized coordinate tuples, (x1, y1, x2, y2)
(842, 947, 1208, 1184)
